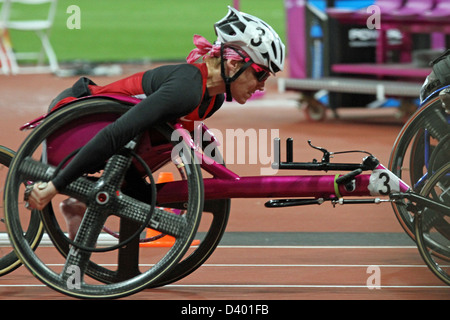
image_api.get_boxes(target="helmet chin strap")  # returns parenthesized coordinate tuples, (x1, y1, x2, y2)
(220, 44, 253, 102)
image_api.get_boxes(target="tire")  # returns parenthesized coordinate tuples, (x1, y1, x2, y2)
(414, 161, 450, 286)
(389, 97, 450, 239)
(4, 98, 204, 299)
(0, 145, 43, 276)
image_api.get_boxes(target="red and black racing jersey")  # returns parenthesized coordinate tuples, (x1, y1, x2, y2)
(51, 63, 224, 191)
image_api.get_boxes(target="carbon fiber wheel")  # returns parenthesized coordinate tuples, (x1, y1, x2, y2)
(34, 98, 230, 289)
(4, 98, 204, 299)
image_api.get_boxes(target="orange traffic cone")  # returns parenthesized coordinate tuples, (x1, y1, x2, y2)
(156, 171, 174, 183)
(140, 172, 200, 248)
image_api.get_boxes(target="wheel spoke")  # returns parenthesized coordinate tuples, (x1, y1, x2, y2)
(114, 197, 186, 239)
(113, 193, 151, 224)
(18, 157, 55, 181)
(100, 151, 133, 187)
(60, 206, 107, 283)
(148, 207, 186, 238)
(18, 157, 95, 202)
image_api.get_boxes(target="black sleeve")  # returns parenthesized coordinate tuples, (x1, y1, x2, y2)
(51, 65, 204, 191)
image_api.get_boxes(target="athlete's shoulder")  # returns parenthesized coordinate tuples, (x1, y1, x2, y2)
(142, 63, 205, 98)
(146, 63, 201, 77)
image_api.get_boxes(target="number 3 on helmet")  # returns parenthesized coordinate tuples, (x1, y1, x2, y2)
(214, 6, 285, 75)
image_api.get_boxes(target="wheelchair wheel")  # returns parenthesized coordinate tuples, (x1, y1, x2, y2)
(4, 98, 204, 299)
(299, 94, 327, 122)
(389, 97, 450, 239)
(0, 146, 43, 276)
(148, 137, 231, 288)
(414, 161, 450, 285)
(35, 98, 230, 288)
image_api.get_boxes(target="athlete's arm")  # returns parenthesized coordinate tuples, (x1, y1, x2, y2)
(51, 66, 204, 191)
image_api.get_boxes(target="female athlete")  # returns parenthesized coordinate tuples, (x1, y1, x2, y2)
(25, 6, 285, 239)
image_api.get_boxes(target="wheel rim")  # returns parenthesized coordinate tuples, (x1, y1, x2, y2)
(414, 162, 450, 285)
(4, 99, 204, 299)
(389, 98, 450, 239)
(0, 146, 44, 277)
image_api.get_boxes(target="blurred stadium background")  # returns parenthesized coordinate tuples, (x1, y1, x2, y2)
(8, 0, 286, 63)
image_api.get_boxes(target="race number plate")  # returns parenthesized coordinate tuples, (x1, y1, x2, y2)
(368, 164, 410, 196)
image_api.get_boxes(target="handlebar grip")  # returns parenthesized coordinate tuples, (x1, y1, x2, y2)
(335, 168, 362, 185)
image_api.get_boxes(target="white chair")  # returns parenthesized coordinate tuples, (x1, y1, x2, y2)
(0, 0, 59, 74)
(0, 0, 12, 74)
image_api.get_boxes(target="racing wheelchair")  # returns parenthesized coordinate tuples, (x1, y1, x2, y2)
(1, 87, 449, 298)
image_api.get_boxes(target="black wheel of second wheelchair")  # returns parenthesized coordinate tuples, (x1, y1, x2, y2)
(0, 146, 44, 277)
(414, 161, 450, 286)
(389, 97, 450, 240)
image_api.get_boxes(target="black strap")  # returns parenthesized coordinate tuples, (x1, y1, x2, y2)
(72, 76, 97, 97)
(220, 44, 253, 102)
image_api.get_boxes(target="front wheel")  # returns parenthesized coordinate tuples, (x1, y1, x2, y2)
(4, 99, 204, 299)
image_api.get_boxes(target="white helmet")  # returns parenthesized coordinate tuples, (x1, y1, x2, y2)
(214, 6, 285, 74)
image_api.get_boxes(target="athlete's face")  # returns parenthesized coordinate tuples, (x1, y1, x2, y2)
(228, 61, 268, 104)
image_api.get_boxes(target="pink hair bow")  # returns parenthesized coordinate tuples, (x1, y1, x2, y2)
(186, 35, 248, 64)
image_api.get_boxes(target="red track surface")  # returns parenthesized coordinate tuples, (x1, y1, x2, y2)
(0, 67, 449, 300)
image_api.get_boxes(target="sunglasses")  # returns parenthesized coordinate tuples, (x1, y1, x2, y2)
(250, 63, 271, 82)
